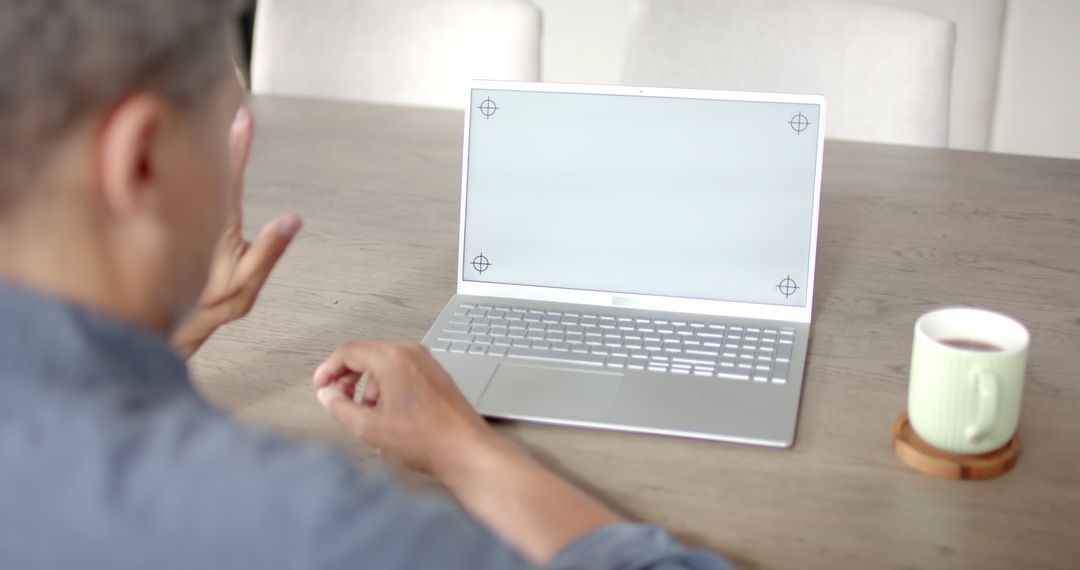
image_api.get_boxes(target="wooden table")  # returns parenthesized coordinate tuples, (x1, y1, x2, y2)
(191, 95, 1080, 569)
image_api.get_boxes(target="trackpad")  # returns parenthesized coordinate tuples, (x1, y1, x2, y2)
(477, 364, 623, 423)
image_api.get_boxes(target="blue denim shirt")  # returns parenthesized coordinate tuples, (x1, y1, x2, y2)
(0, 281, 732, 569)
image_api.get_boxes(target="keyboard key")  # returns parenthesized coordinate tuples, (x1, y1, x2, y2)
(672, 354, 717, 365)
(777, 343, 793, 362)
(468, 345, 487, 355)
(717, 371, 750, 381)
(492, 338, 512, 347)
(551, 342, 571, 352)
(474, 335, 495, 345)
(590, 347, 609, 356)
(671, 367, 691, 375)
(438, 332, 473, 343)
(571, 345, 590, 354)
(488, 345, 508, 357)
(429, 341, 450, 352)
(449, 343, 468, 354)
(507, 347, 605, 366)
(606, 357, 627, 369)
(512, 339, 531, 348)
(772, 362, 790, 383)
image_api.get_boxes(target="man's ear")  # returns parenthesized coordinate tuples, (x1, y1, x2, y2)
(97, 94, 170, 216)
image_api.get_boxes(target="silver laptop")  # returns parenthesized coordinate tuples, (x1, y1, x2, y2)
(421, 81, 826, 447)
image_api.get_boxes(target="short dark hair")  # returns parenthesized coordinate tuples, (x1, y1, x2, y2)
(0, 0, 248, 212)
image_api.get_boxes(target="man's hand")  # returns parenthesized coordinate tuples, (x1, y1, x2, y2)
(312, 341, 497, 478)
(172, 107, 302, 358)
(312, 341, 622, 564)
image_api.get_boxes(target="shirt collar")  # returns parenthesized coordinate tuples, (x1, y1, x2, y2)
(0, 279, 190, 394)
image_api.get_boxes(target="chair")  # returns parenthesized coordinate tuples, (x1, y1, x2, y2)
(251, 0, 541, 108)
(622, 0, 956, 147)
(858, 0, 1005, 150)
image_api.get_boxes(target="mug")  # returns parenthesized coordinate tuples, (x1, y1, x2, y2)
(908, 307, 1029, 455)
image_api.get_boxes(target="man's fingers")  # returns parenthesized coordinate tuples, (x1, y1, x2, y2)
(235, 213, 301, 289)
(316, 384, 378, 439)
(312, 341, 407, 390)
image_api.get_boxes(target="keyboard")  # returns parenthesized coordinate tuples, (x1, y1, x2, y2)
(430, 303, 795, 384)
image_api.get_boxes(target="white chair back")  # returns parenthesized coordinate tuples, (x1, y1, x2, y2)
(252, 0, 541, 108)
(623, 0, 956, 147)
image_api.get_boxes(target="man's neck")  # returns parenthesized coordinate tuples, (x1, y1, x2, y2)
(0, 208, 172, 337)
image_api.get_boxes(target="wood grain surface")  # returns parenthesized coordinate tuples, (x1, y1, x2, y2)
(190, 95, 1080, 569)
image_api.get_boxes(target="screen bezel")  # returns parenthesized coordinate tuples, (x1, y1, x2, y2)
(456, 80, 826, 324)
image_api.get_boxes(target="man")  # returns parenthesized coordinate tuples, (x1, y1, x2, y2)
(0, 1, 733, 568)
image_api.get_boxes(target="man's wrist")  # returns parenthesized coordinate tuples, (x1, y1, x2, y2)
(431, 427, 521, 494)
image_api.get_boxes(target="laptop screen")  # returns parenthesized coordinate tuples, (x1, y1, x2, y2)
(461, 87, 821, 308)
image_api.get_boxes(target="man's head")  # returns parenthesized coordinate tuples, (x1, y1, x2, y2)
(0, 0, 249, 330)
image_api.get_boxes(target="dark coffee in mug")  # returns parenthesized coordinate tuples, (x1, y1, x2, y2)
(939, 338, 1004, 352)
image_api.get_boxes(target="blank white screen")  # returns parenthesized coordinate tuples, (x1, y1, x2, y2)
(462, 88, 820, 307)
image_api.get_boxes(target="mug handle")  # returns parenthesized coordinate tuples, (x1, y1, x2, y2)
(965, 368, 999, 443)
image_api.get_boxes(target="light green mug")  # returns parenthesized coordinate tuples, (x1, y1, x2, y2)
(908, 308, 1029, 455)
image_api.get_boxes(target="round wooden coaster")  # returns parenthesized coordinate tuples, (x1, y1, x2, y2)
(892, 413, 1020, 480)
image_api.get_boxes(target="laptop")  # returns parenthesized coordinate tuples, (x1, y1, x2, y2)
(421, 81, 826, 447)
